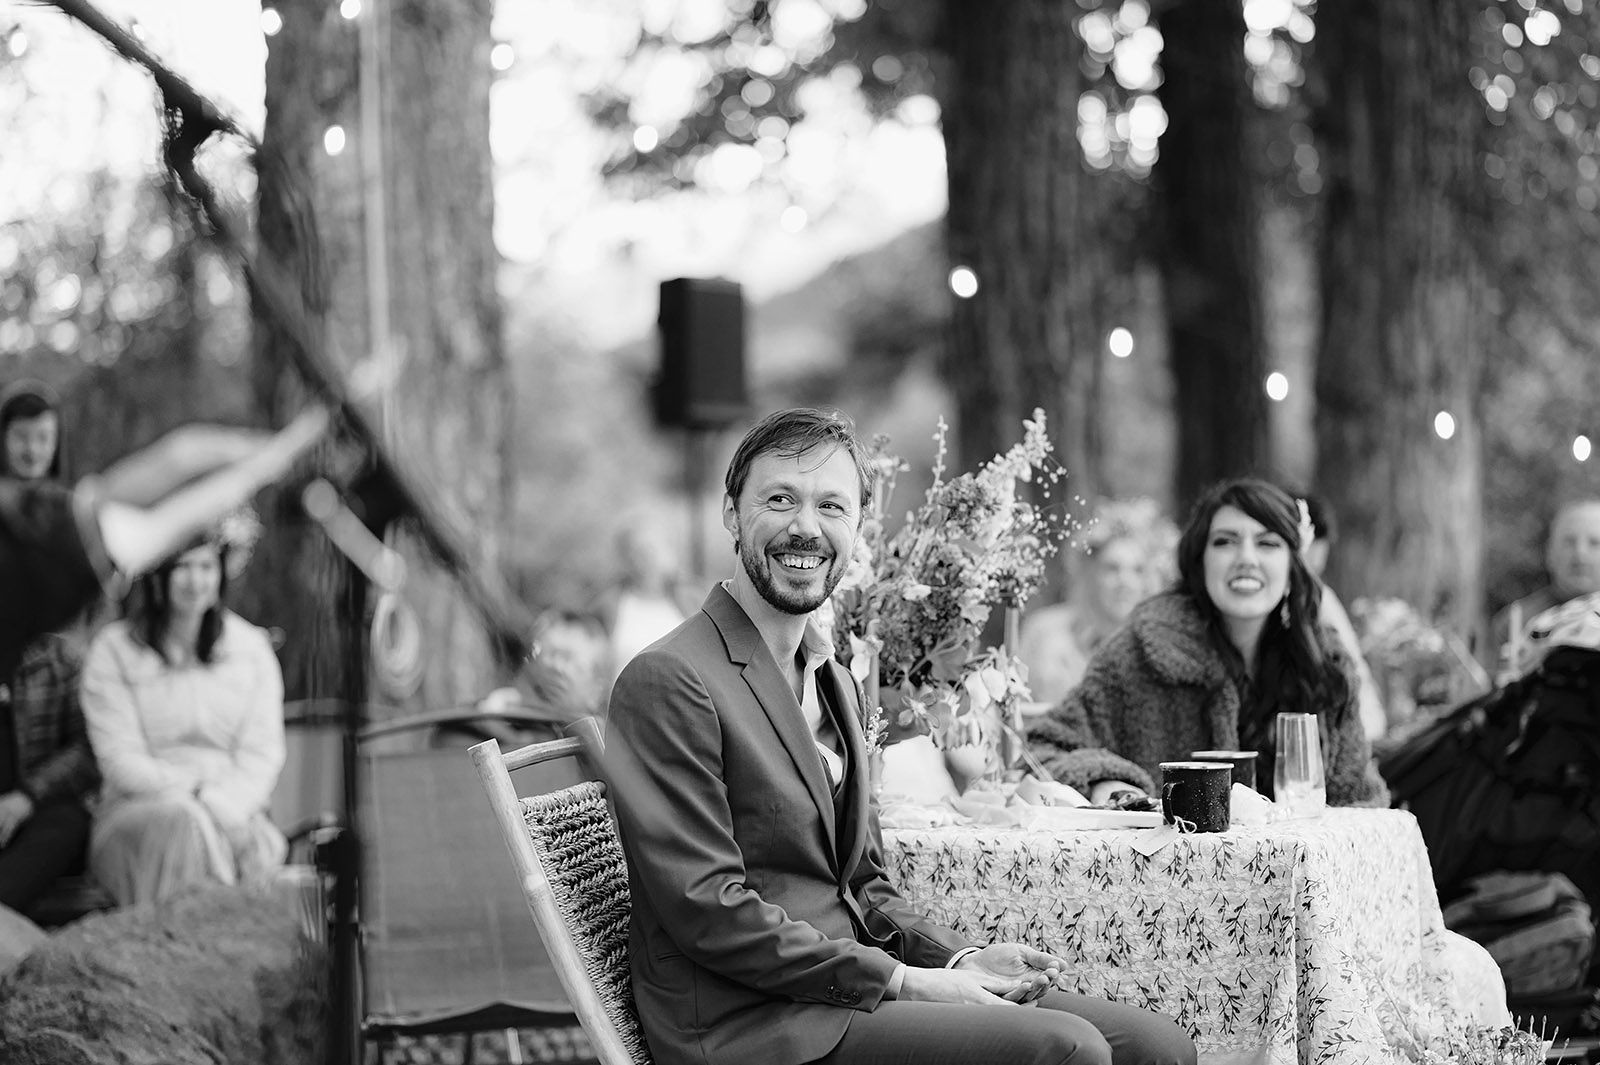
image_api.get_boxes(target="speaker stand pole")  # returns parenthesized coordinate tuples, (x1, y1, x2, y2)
(684, 427, 714, 581)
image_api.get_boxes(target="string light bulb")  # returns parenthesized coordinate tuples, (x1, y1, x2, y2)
(632, 125, 659, 153)
(949, 266, 979, 299)
(1576, 435, 1593, 463)
(490, 42, 515, 71)
(339, 0, 361, 19)
(1265, 371, 1289, 401)
(260, 8, 283, 36)
(1108, 327, 1134, 358)
(323, 125, 347, 156)
(1434, 411, 1456, 440)
(780, 205, 808, 232)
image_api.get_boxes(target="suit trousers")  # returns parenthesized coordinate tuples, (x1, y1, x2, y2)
(816, 990, 1197, 1065)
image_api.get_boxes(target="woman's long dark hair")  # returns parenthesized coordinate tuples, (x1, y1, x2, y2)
(1175, 478, 1351, 750)
(131, 538, 231, 665)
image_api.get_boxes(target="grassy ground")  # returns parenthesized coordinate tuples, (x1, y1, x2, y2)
(0, 883, 326, 1064)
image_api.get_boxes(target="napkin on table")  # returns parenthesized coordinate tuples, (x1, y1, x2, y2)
(1229, 783, 1276, 827)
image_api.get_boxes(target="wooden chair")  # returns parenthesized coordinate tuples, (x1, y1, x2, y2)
(469, 720, 652, 1065)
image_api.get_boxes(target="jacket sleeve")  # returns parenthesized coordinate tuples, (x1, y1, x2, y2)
(19, 642, 100, 805)
(199, 625, 286, 825)
(1026, 653, 1155, 795)
(834, 664, 970, 966)
(851, 809, 972, 967)
(81, 629, 205, 798)
(608, 649, 899, 1010)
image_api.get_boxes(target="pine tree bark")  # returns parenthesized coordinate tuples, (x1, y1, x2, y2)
(1313, 0, 1489, 638)
(938, 2, 1110, 499)
(254, 0, 510, 709)
(377, 0, 512, 709)
(252, 0, 364, 704)
(1154, 0, 1269, 508)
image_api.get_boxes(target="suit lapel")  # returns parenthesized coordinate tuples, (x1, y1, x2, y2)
(703, 588, 839, 861)
(821, 661, 869, 876)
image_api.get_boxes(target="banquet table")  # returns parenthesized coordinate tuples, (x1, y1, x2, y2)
(882, 808, 1505, 1065)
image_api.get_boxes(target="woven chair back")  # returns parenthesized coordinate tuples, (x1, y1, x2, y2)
(522, 781, 650, 1065)
(471, 731, 654, 1065)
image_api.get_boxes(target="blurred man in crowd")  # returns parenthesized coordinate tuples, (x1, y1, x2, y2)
(437, 608, 611, 750)
(1488, 498, 1600, 670)
(0, 379, 100, 914)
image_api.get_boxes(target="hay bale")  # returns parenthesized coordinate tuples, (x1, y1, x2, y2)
(0, 883, 326, 1065)
(0, 904, 45, 977)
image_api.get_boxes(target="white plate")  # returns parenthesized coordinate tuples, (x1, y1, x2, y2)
(1017, 806, 1165, 831)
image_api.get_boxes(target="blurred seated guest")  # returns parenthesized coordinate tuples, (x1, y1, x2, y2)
(82, 521, 287, 905)
(0, 408, 328, 668)
(1027, 478, 1388, 807)
(1298, 493, 1388, 741)
(1487, 498, 1600, 672)
(1018, 498, 1178, 706)
(1, 379, 68, 482)
(0, 632, 99, 912)
(595, 526, 694, 682)
(0, 380, 103, 910)
(1, 379, 117, 643)
(435, 608, 611, 749)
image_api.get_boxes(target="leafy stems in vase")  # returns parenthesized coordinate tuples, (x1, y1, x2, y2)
(829, 410, 1083, 788)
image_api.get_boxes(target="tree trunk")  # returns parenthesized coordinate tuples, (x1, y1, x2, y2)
(1154, 0, 1270, 508)
(379, 0, 512, 709)
(937, 1, 1111, 502)
(254, 0, 510, 710)
(1312, 0, 1489, 639)
(252, 0, 364, 704)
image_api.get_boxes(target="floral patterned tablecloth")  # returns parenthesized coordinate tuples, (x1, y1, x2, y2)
(883, 808, 1503, 1065)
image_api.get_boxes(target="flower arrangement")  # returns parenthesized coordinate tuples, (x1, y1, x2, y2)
(1411, 1023, 1546, 1065)
(1350, 597, 1448, 673)
(828, 410, 1075, 758)
(1349, 596, 1480, 725)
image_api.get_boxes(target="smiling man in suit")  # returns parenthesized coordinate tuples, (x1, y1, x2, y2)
(607, 408, 1194, 1065)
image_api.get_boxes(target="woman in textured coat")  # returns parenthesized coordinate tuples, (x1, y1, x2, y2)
(1027, 478, 1387, 808)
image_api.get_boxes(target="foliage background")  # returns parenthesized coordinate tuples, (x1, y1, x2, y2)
(0, 0, 1596, 693)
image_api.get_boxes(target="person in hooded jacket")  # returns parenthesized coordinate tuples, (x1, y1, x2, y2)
(0, 379, 99, 912)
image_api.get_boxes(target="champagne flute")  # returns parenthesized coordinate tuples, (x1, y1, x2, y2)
(1274, 712, 1326, 818)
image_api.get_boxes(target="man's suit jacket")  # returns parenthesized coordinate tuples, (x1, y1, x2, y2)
(608, 585, 972, 1065)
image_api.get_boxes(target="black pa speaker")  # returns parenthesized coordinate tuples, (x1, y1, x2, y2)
(655, 277, 747, 429)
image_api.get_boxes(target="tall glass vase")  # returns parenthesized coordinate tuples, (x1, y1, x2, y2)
(997, 602, 1025, 775)
(864, 655, 884, 798)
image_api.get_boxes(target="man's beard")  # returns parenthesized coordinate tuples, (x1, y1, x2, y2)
(739, 534, 842, 616)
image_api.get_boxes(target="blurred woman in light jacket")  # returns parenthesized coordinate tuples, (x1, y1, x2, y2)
(82, 518, 284, 905)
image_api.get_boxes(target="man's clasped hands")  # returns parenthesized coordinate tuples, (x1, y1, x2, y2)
(900, 943, 1071, 1006)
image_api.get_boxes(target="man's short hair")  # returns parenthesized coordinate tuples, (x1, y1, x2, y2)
(1551, 497, 1600, 531)
(723, 407, 873, 509)
(1302, 494, 1336, 546)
